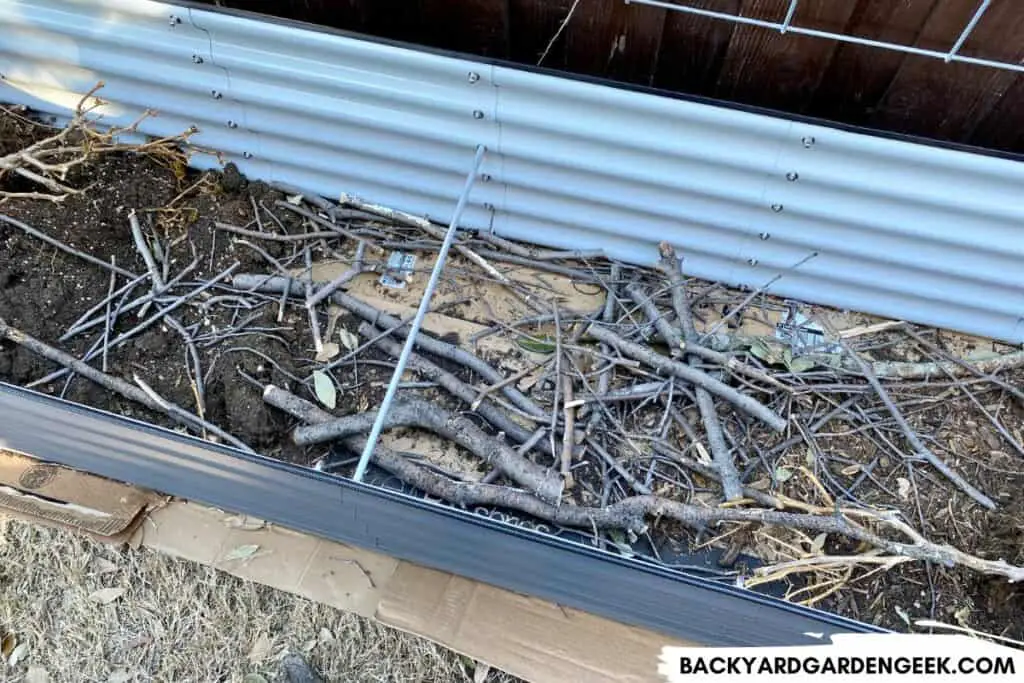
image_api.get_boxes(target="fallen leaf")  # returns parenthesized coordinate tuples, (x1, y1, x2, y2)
(107, 670, 134, 683)
(285, 194, 303, 205)
(693, 442, 712, 466)
(25, 666, 49, 683)
(318, 628, 335, 646)
(223, 544, 261, 562)
(312, 371, 337, 409)
(896, 477, 911, 501)
(516, 336, 556, 354)
(8, 642, 29, 667)
(804, 449, 815, 467)
(225, 515, 267, 531)
(774, 467, 793, 483)
(248, 632, 272, 664)
(809, 533, 828, 555)
(840, 463, 861, 476)
(302, 638, 317, 654)
(954, 605, 972, 628)
(787, 355, 818, 373)
(474, 662, 492, 683)
(1, 633, 15, 659)
(338, 327, 359, 352)
(92, 557, 120, 575)
(315, 342, 340, 362)
(894, 605, 911, 626)
(89, 587, 126, 605)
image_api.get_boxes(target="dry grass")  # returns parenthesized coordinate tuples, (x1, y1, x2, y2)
(0, 518, 519, 683)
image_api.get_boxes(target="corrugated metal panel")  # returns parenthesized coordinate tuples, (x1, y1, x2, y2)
(1, 0, 1022, 342)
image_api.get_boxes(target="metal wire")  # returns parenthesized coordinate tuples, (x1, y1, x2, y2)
(351, 144, 487, 483)
(625, 0, 1024, 73)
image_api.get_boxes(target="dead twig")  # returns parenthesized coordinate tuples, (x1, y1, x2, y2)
(0, 317, 251, 451)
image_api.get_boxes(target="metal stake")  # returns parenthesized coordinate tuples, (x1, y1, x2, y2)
(946, 0, 991, 62)
(351, 144, 487, 483)
(780, 0, 798, 34)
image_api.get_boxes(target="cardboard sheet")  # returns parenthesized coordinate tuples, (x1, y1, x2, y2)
(0, 454, 688, 682)
(0, 448, 162, 541)
(377, 562, 694, 683)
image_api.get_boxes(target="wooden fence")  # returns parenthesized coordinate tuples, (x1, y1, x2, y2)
(197, 0, 1024, 155)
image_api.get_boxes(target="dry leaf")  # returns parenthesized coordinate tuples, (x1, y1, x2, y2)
(312, 371, 337, 409)
(774, 467, 793, 483)
(92, 557, 120, 575)
(315, 342, 340, 362)
(894, 605, 911, 626)
(8, 642, 29, 667)
(896, 477, 911, 500)
(106, 670, 134, 683)
(693, 442, 712, 466)
(840, 463, 861, 476)
(338, 327, 359, 352)
(285, 194, 303, 205)
(248, 632, 272, 664)
(223, 544, 261, 562)
(225, 515, 267, 531)
(25, 666, 49, 683)
(810, 533, 828, 555)
(1, 633, 15, 659)
(474, 662, 492, 683)
(89, 587, 126, 605)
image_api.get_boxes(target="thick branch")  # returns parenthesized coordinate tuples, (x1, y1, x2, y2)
(292, 396, 564, 502)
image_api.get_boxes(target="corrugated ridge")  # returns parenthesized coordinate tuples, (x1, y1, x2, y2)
(0, 0, 1021, 341)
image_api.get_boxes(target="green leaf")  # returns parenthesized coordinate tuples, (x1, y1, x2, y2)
(223, 544, 260, 562)
(774, 467, 793, 483)
(787, 355, 818, 373)
(516, 336, 556, 354)
(312, 371, 337, 409)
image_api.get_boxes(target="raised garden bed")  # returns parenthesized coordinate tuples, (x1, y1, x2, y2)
(2, 100, 1024, 641)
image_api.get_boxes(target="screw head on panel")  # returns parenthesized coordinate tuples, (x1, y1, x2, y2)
(242, 151, 253, 159)
(759, 232, 770, 240)
(227, 120, 238, 129)
(472, 110, 485, 119)
(211, 90, 223, 99)
(192, 54, 204, 64)
(801, 136, 815, 148)
(169, 15, 181, 26)
(481, 174, 493, 182)
(747, 258, 759, 267)
(785, 171, 799, 181)
(468, 72, 480, 83)
(771, 203, 783, 212)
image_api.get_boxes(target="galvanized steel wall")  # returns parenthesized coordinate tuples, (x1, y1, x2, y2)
(1, 0, 1022, 342)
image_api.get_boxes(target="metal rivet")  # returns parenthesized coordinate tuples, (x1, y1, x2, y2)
(472, 110, 485, 120)
(468, 72, 480, 83)
(481, 174, 492, 182)
(785, 171, 799, 181)
(771, 203, 783, 213)
(169, 15, 181, 26)
(242, 152, 253, 159)
(759, 232, 770, 240)
(211, 90, 223, 99)
(227, 120, 238, 129)
(801, 136, 815, 148)
(747, 258, 759, 267)
(192, 54, 204, 64)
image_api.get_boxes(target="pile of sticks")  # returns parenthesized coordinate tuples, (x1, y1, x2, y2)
(3, 108, 1024, 601)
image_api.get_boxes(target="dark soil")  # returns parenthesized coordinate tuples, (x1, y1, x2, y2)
(2, 108, 1023, 642)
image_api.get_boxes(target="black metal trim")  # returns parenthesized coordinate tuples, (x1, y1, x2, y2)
(0, 382, 884, 646)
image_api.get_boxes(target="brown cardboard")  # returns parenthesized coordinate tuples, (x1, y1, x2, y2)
(0, 461, 688, 683)
(133, 502, 399, 619)
(376, 562, 694, 683)
(0, 448, 162, 541)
